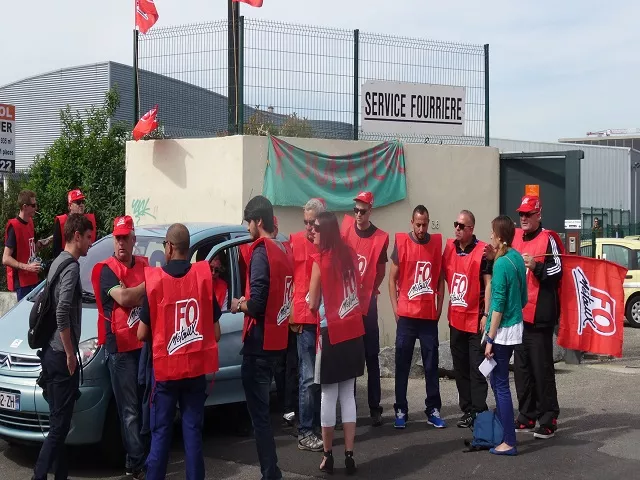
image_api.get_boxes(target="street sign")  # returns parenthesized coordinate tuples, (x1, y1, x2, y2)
(564, 219, 582, 230)
(0, 104, 16, 173)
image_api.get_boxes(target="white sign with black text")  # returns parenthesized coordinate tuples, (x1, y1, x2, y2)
(361, 81, 466, 137)
(0, 104, 16, 173)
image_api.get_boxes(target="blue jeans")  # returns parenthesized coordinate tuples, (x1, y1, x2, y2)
(16, 284, 36, 301)
(394, 317, 441, 415)
(297, 325, 320, 436)
(146, 375, 207, 480)
(242, 355, 282, 480)
(361, 297, 382, 414)
(107, 350, 146, 472)
(490, 343, 517, 447)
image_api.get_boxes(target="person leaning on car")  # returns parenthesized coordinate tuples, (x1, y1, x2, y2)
(32, 213, 95, 480)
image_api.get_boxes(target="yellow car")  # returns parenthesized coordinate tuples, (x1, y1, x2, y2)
(581, 236, 640, 328)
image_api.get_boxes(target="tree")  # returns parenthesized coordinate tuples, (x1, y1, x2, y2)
(243, 107, 314, 138)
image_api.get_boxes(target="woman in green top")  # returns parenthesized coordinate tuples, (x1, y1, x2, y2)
(484, 215, 528, 456)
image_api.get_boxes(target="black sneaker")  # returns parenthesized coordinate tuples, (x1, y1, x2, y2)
(456, 412, 474, 429)
(371, 410, 383, 427)
(515, 419, 536, 433)
(125, 467, 133, 476)
(533, 426, 555, 439)
(282, 411, 296, 427)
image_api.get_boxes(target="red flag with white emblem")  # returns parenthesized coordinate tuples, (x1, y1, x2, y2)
(557, 255, 627, 357)
(136, 0, 159, 34)
(133, 105, 159, 141)
(232, 0, 264, 7)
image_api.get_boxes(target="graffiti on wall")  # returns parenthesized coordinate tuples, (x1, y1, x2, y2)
(131, 197, 157, 225)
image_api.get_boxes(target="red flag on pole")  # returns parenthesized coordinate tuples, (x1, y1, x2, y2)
(133, 105, 159, 141)
(232, 0, 264, 7)
(557, 255, 627, 358)
(136, 0, 159, 34)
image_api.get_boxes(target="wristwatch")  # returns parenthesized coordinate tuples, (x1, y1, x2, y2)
(236, 299, 244, 313)
(486, 336, 494, 344)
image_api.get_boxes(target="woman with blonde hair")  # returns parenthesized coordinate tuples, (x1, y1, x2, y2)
(484, 215, 527, 456)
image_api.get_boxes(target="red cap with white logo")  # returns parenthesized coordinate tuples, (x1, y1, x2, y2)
(516, 195, 541, 213)
(353, 191, 374, 206)
(113, 215, 135, 236)
(68, 189, 85, 204)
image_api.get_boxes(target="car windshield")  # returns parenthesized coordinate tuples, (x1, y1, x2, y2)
(78, 235, 167, 296)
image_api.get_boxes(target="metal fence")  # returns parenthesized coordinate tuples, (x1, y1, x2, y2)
(137, 18, 488, 145)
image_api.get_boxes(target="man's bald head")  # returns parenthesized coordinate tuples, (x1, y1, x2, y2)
(166, 223, 190, 255)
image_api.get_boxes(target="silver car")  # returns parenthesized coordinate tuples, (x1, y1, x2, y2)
(0, 222, 257, 464)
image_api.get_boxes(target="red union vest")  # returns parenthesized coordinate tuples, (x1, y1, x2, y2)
(396, 232, 443, 320)
(91, 255, 149, 352)
(443, 238, 485, 333)
(311, 249, 365, 345)
(238, 243, 252, 280)
(145, 261, 219, 382)
(5, 218, 39, 291)
(290, 231, 318, 325)
(56, 213, 97, 248)
(512, 227, 565, 324)
(213, 278, 228, 308)
(340, 215, 389, 313)
(242, 238, 294, 351)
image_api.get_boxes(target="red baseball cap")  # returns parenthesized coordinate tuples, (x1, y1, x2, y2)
(353, 191, 374, 206)
(68, 189, 85, 203)
(113, 215, 135, 236)
(516, 195, 541, 213)
(313, 197, 327, 209)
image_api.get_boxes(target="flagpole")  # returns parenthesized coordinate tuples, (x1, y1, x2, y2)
(133, 28, 140, 125)
(228, 0, 240, 135)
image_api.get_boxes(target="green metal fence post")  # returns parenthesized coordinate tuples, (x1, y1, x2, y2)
(353, 29, 360, 141)
(484, 44, 490, 146)
(238, 16, 245, 134)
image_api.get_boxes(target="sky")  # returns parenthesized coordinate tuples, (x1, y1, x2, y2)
(2, 0, 638, 142)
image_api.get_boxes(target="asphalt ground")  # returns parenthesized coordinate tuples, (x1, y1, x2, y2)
(2, 327, 640, 480)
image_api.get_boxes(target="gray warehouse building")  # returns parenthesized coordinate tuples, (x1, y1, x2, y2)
(0, 61, 353, 170)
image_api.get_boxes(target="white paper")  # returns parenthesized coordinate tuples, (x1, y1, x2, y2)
(479, 357, 497, 377)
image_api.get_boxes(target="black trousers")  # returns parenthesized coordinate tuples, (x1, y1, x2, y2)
(275, 330, 299, 414)
(449, 325, 488, 415)
(33, 348, 80, 480)
(514, 325, 559, 429)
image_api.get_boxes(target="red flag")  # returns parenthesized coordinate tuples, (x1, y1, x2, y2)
(136, 0, 159, 34)
(557, 255, 627, 358)
(232, 0, 264, 7)
(133, 105, 159, 141)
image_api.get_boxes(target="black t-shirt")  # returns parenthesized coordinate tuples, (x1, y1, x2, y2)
(390, 232, 431, 264)
(353, 222, 388, 264)
(53, 217, 63, 258)
(139, 260, 222, 329)
(5, 216, 29, 289)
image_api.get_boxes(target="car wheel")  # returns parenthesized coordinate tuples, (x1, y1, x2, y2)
(99, 400, 125, 468)
(625, 295, 640, 328)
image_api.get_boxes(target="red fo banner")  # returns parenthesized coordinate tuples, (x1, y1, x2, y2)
(558, 255, 627, 358)
(232, 0, 264, 7)
(133, 105, 159, 141)
(136, 0, 159, 34)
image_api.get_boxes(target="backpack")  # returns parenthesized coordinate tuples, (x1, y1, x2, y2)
(28, 257, 77, 350)
(463, 409, 504, 452)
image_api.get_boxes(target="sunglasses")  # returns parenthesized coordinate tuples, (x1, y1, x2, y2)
(353, 207, 369, 216)
(312, 223, 321, 232)
(162, 240, 172, 248)
(25, 203, 37, 209)
(303, 219, 315, 226)
(454, 221, 469, 230)
(73, 200, 85, 205)
(519, 211, 538, 218)
(211, 266, 225, 273)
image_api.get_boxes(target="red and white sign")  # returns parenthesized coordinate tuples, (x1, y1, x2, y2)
(168, 298, 203, 355)
(449, 273, 469, 308)
(408, 261, 433, 299)
(558, 256, 627, 357)
(0, 104, 15, 173)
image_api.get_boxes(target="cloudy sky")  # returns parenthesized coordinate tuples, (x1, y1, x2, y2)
(2, 0, 637, 142)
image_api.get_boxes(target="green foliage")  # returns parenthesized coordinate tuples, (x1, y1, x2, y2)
(243, 107, 314, 138)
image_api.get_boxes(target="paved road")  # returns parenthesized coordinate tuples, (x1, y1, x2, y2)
(3, 328, 640, 480)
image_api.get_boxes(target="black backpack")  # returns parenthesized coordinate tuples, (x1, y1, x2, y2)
(28, 257, 77, 350)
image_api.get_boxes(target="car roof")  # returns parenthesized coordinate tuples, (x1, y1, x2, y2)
(128, 222, 247, 238)
(596, 237, 640, 247)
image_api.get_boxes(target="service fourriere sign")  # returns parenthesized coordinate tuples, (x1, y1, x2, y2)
(361, 80, 466, 137)
(0, 104, 16, 173)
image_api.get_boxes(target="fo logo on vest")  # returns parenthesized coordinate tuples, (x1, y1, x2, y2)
(339, 270, 359, 319)
(277, 276, 294, 326)
(168, 298, 204, 355)
(449, 273, 469, 307)
(28, 238, 35, 258)
(357, 254, 367, 278)
(408, 261, 433, 299)
(572, 267, 617, 336)
(127, 306, 142, 328)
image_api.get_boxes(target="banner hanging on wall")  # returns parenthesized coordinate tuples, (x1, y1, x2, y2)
(263, 136, 407, 211)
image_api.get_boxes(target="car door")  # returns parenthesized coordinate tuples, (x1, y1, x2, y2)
(601, 242, 635, 305)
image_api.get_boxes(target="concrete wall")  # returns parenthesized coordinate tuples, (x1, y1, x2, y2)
(126, 135, 500, 345)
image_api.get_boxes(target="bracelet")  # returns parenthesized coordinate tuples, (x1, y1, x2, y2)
(482, 312, 488, 318)
(486, 336, 494, 345)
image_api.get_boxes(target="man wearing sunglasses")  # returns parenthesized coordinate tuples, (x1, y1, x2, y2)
(441, 210, 494, 429)
(53, 189, 97, 258)
(511, 195, 564, 440)
(340, 191, 389, 427)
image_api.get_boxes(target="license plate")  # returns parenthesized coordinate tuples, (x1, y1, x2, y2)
(0, 392, 20, 411)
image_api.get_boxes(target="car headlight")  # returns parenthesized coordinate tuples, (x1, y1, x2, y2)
(78, 338, 100, 367)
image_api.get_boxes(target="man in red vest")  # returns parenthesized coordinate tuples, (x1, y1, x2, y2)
(91, 215, 148, 478)
(210, 253, 229, 310)
(53, 189, 97, 258)
(230, 195, 293, 480)
(340, 191, 389, 427)
(388, 205, 446, 429)
(512, 195, 563, 440)
(442, 209, 494, 429)
(289, 198, 325, 451)
(137, 223, 221, 480)
(3, 189, 50, 300)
